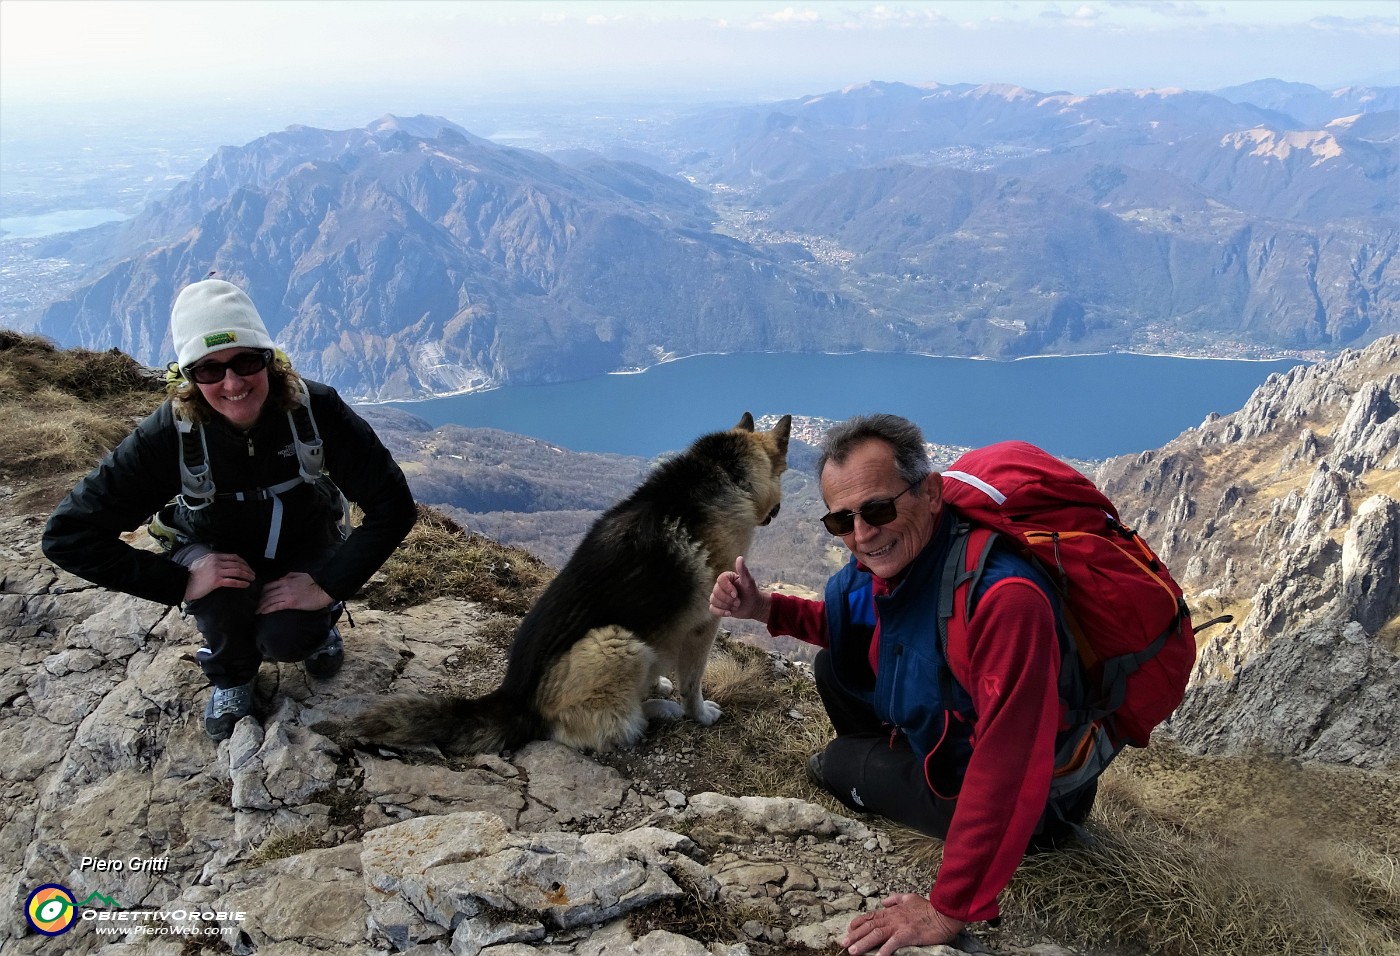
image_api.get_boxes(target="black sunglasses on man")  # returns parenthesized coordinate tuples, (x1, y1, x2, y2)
(821, 479, 921, 536)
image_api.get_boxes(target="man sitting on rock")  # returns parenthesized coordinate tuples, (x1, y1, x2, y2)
(709, 414, 1095, 954)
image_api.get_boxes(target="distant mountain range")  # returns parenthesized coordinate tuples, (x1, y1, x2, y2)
(25, 80, 1399, 401)
(1214, 78, 1400, 127)
(32, 116, 862, 400)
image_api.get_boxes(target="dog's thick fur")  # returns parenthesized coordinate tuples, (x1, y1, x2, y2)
(346, 412, 792, 755)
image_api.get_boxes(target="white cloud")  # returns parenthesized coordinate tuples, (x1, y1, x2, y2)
(764, 7, 822, 25)
(1308, 14, 1400, 35)
(1105, 0, 1209, 17)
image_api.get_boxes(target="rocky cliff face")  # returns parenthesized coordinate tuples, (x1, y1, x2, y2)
(1096, 334, 1400, 767)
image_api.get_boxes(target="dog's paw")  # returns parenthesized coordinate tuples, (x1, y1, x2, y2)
(643, 698, 684, 721)
(654, 676, 674, 696)
(692, 699, 722, 726)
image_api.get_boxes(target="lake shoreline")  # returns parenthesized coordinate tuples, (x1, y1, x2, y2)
(365, 346, 1315, 407)
(369, 350, 1305, 461)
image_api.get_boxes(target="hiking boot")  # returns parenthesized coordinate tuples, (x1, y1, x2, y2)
(203, 681, 254, 741)
(303, 624, 344, 680)
(806, 752, 825, 789)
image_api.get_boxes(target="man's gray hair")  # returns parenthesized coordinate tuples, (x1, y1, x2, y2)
(817, 414, 932, 486)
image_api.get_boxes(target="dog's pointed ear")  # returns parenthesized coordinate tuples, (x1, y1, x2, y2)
(772, 414, 792, 455)
(735, 412, 755, 432)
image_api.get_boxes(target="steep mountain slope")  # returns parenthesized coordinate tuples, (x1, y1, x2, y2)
(1097, 335, 1400, 766)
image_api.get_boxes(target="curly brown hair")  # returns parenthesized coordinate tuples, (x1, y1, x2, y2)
(168, 352, 303, 425)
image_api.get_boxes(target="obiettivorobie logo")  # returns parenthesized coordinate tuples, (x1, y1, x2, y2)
(24, 878, 245, 942)
(25, 884, 119, 937)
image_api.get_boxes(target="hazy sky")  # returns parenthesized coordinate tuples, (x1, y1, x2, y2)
(2, 0, 1397, 113)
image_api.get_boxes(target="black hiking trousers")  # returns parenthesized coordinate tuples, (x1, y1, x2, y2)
(812, 649, 1096, 851)
(173, 543, 339, 689)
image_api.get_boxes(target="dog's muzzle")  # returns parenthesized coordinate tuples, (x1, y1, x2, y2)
(761, 502, 781, 526)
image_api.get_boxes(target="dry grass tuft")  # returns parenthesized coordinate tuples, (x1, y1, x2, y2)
(596, 637, 839, 806)
(693, 644, 838, 800)
(0, 329, 160, 403)
(704, 645, 782, 712)
(965, 770, 1400, 956)
(6, 399, 139, 478)
(625, 868, 761, 947)
(247, 829, 323, 866)
(360, 504, 555, 613)
(0, 331, 165, 512)
(700, 643, 836, 798)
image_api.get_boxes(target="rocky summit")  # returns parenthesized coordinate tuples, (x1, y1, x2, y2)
(0, 519, 1077, 956)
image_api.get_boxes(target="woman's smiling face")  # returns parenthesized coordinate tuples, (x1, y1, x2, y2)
(191, 348, 270, 429)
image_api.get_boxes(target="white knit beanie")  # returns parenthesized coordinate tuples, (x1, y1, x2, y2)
(171, 279, 275, 369)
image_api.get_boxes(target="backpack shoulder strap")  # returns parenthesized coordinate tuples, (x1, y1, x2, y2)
(173, 404, 216, 509)
(173, 379, 325, 505)
(937, 519, 999, 698)
(287, 380, 351, 541)
(287, 377, 325, 483)
(938, 521, 1083, 710)
(165, 379, 341, 560)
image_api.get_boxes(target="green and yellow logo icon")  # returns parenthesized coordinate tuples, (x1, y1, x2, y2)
(203, 331, 238, 347)
(26, 884, 76, 936)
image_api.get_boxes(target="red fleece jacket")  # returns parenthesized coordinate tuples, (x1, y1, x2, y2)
(767, 576, 1060, 923)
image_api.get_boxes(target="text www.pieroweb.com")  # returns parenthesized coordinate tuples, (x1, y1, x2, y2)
(85, 909, 244, 937)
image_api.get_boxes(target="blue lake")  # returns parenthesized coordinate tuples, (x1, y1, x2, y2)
(384, 351, 1303, 460)
(0, 208, 129, 239)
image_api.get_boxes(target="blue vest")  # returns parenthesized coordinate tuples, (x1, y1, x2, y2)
(822, 517, 1055, 795)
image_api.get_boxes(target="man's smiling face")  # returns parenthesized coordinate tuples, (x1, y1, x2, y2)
(820, 438, 942, 580)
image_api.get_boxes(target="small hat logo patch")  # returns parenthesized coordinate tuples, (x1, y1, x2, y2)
(203, 332, 238, 347)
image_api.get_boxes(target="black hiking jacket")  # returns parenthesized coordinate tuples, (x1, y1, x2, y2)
(42, 381, 416, 607)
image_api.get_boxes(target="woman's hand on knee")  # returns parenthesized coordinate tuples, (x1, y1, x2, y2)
(184, 552, 256, 603)
(258, 572, 333, 614)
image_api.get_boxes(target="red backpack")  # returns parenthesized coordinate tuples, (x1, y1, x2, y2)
(938, 441, 1199, 796)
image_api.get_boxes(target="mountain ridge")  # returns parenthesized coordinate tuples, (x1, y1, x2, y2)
(14, 78, 1399, 400)
(33, 117, 862, 400)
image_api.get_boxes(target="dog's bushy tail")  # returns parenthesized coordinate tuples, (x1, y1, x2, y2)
(343, 689, 541, 755)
